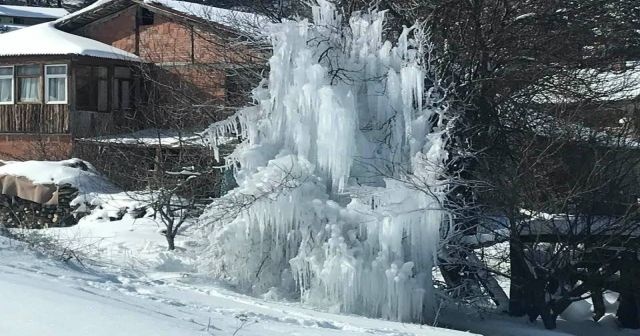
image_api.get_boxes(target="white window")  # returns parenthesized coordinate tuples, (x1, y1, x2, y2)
(45, 64, 67, 104)
(0, 66, 13, 104)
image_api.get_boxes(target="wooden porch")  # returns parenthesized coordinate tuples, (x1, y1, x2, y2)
(0, 55, 142, 138)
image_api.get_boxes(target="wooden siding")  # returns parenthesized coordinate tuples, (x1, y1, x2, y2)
(0, 104, 69, 133)
(70, 110, 115, 137)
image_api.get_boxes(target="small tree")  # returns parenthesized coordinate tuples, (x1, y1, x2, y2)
(148, 174, 199, 250)
(73, 5, 261, 249)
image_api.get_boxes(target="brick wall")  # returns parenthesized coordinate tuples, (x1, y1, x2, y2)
(76, 7, 239, 68)
(140, 14, 194, 63)
(156, 65, 226, 101)
(76, 6, 138, 54)
(75, 5, 244, 118)
(0, 134, 72, 160)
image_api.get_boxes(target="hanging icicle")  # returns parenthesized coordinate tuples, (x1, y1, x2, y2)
(201, 0, 452, 323)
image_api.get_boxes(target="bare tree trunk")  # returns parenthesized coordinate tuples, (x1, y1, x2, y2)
(166, 233, 176, 251)
(508, 231, 528, 317)
(592, 289, 606, 322)
(590, 263, 606, 322)
(617, 253, 640, 328)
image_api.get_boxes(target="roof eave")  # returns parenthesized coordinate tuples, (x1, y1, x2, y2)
(135, 0, 246, 37)
(56, 0, 248, 38)
(0, 53, 142, 63)
(55, 0, 136, 32)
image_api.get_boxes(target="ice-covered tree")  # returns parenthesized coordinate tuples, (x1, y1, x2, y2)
(201, 0, 456, 323)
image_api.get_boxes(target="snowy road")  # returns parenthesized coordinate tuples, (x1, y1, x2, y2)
(0, 236, 474, 336)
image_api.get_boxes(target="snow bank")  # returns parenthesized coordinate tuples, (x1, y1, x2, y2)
(0, 270, 202, 336)
(202, 0, 452, 323)
(72, 191, 153, 220)
(0, 159, 119, 211)
(0, 159, 115, 191)
(0, 235, 475, 336)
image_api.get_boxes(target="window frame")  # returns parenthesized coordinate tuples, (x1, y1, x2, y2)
(44, 64, 68, 104)
(16, 64, 42, 104)
(113, 66, 133, 111)
(75, 65, 109, 112)
(0, 65, 14, 105)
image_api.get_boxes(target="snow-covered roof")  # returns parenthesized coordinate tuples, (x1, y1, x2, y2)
(0, 23, 27, 32)
(145, 0, 268, 31)
(54, 0, 113, 24)
(0, 5, 68, 19)
(82, 129, 209, 148)
(0, 22, 140, 61)
(80, 128, 237, 149)
(56, 0, 268, 36)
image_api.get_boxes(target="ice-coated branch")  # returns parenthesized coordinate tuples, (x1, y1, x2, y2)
(200, 0, 458, 323)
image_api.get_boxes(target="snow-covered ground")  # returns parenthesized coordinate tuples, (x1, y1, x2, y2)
(0, 191, 637, 335)
(0, 212, 474, 336)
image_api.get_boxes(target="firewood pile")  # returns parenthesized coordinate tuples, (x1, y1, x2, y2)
(0, 185, 79, 229)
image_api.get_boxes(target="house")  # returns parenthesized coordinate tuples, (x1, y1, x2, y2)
(0, 22, 140, 158)
(0, 0, 265, 160)
(0, 4, 68, 32)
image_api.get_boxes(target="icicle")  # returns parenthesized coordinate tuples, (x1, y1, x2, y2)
(201, 0, 452, 324)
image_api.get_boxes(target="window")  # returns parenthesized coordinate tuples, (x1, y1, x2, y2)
(16, 65, 41, 103)
(140, 8, 154, 25)
(113, 66, 133, 111)
(0, 66, 13, 104)
(76, 65, 108, 112)
(45, 65, 67, 104)
(114, 66, 131, 79)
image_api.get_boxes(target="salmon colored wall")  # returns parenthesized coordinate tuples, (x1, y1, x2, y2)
(0, 134, 72, 160)
(76, 6, 138, 54)
(75, 6, 235, 103)
(75, 6, 237, 65)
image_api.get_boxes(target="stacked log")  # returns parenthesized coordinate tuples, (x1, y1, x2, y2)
(0, 185, 79, 229)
